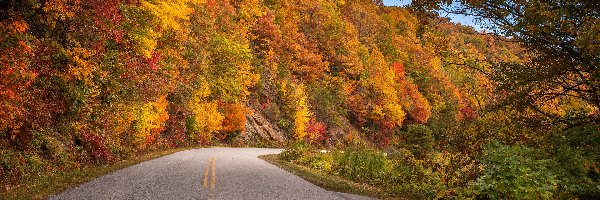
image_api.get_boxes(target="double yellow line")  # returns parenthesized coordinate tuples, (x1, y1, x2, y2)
(203, 156, 217, 199)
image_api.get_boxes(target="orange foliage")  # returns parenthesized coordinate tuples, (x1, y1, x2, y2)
(0, 19, 37, 132)
(405, 81, 432, 124)
(221, 103, 248, 134)
(0, 0, 530, 190)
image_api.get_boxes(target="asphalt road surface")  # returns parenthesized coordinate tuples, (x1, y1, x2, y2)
(49, 147, 374, 200)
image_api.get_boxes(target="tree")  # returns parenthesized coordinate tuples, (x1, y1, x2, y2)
(414, 0, 600, 126)
(0, 18, 37, 137)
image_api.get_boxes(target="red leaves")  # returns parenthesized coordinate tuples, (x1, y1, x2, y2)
(390, 62, 432, 124)
(146, 51, 161, 71)
(460, 104, 478, 121)
(255, 12, 281, 42)
(91, 0, 123, 25)
(80, 131, 113, 163)
(0, 23, 37, 131)
(405, 81, 431, 124)
(110, 29, 125, 43)
(86, 0, 126, 46)
(392, 62, 405, 78)
(307, 118, 327, 142)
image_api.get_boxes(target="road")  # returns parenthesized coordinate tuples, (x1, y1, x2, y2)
(49, 147, 374, 200)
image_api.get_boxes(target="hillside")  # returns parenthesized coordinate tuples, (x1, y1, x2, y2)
(1, 0, 599, 198)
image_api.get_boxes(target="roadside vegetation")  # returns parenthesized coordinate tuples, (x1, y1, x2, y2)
(1, 147, 190, 200)
(278, 128, 598, 199)
(1, 0, 598, 199)
(260, 154, 392, 199)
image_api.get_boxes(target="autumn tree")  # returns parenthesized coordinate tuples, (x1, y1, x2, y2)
(414, 0, 600, 126)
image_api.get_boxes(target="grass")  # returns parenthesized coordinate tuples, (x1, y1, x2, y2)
(1, 147, 192, 200)
(259, 154, 399, 200)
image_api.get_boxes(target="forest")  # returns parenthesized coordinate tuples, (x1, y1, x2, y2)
(1, 0, 598, 199)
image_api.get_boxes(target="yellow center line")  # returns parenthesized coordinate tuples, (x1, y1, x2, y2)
(203, 157, 214, 188)
(210, 156, 216, 192)
(203, 156, 217, 200)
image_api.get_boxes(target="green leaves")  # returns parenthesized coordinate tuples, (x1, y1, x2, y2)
(471, 141, 558, 200)
(205, 35, 257, 103)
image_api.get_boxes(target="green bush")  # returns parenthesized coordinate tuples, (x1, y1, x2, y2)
(297, 152, 333, 172)
(280, 142, 333, 171)
(549, 125, 600, 199)
(279, 141, 309, 162)
(468, 141, 558, 200)
(401, 124, 434, 158)
(1, 149, 49, 185)
(283, 144, 466, 199)
(308, 81, 347, 127)
(333, 147, 388, 185)
(31, 130, 69, 165)
(383, 149, 450, 199)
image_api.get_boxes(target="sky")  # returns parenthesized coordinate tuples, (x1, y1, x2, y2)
(382, 0, 484, 31)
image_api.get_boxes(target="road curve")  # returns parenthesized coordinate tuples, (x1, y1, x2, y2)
(49, 147, 374, 200)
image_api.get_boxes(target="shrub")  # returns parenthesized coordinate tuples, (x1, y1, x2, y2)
(31, 130, 69, 165)
(401, 124, 434, 158)
(548, 125, 600, 199)
(306, 118, 328, 144)
(0, 149, 49, 187)
(384, 148, 448, 199)
(333, 147, 388, 185)
(297, 152, 333, 172)
(468, 141, 558, 200)
(279, 141, 309, 162)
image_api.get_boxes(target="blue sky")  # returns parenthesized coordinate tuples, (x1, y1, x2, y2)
(382, 0, 484, 31)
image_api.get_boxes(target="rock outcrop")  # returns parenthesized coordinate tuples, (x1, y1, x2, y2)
(242, 108, 286, 143)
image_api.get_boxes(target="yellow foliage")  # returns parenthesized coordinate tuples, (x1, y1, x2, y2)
(188, 85, 224, 143)
(385, 103, 406, 126)
(384, 8, 418, 39)
(65, 47, 98, 87)
(292, 84, 312, 140)
(364, 49, 406, 126)
(111, 105, 135, 137)
(538, 95, 598, 118)
(279, 80, 314, 139)
(207, 35, 259, 102)
(133, 96, 170, 145)
(429, 56, 443, 73)
(131, 30, 160, 58)
(190, 100, 223, 143)
(538, 97, 566, 117)
(107, 97, 169, 146)
(235, 0, 266, 21)
(42, 0, 78, 27)
(130, 0, 194, 57)
(279, 79, 290, 97)
(141, 0, 193, 31)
